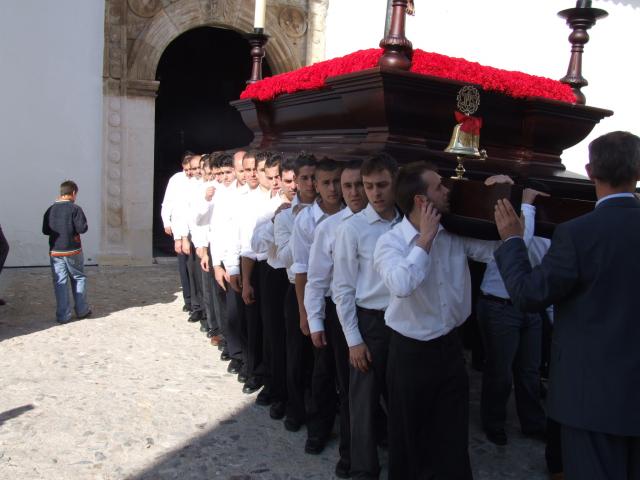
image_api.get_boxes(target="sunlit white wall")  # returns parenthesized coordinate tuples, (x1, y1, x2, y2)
(0, 1, 104, 266)
(326, 0, 640, 177)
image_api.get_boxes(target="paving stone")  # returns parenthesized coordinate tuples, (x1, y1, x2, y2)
(0, 265, 548, 479)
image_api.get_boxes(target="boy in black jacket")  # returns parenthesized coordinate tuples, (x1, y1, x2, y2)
(42, 180, 90, 323)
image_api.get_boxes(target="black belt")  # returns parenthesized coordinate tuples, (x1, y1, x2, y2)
(356, 306, 385, 318)
(480, 293, 513, 306)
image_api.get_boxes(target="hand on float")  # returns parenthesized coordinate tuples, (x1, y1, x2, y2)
(495, 198, 524, 240)
(522, 188, 550, 205)
(349, 343, 372, 373)
(415, 201, 440, 253)
(485, 174, 514, 186)
(311, 331, 327, 349)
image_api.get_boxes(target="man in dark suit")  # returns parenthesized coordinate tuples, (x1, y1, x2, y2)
(493, 131, 640, 480)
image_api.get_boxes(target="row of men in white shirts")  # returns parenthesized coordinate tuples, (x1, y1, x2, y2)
(162, 150, 548, 479)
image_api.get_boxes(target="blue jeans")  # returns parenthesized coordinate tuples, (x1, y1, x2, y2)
(50, 254, 89, 322)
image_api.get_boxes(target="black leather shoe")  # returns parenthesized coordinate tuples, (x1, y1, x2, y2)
(284, 417, 302, 432)
(270, 401, 286, 420)
(255, 388, 272, 406)
(305, 436, 327, 455)
(188, 311, 202, 322)
(237, 373, 248, 384)
(334, 458, 351, 479)
(485, 429, 508, 446)
(199, 324, 208, 332)
(243, 378, 263, 394)
(522, 428, 546, 442)
(182, 304, 190, 312)
(227, 359, 242, 374)
(220, 352, 231, 362)
(0, 299, 6, 306)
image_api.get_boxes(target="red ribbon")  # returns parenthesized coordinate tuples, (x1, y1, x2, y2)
(455, 111, 483, 135)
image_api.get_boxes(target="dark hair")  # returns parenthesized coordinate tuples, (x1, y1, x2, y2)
(60, 180, 79, 196)
(255, 151, 274, 165)
(201, 153, 212, 169)
(343, 159, 364, 171)
(361, 153, 399, 178)
(217, 153, 234, 169)
(315, 157, 342, 174)
(181, 150, 195, 165)
(281, 157, 296, 174)
(294, 152, 318, 175)
(588, 131, 640, 187)
(395, 162, 438, 215)
(243, 150, 259, 162)
(265, 153, 282, 170)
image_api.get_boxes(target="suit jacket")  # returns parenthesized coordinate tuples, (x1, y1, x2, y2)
(495, 196, 640, 436)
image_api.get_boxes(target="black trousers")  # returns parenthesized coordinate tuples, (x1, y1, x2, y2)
(562, 425, 640, 480)
(546, 417, 563, 475)
(243, 260, 264, 382)
(325, 299, 351, 464)
(307, 300, 339, 441)
(477, 297, 545, 434)
(350, 308, 390, 479)
(225, 282, 245, 362)
(200, 250, 219, 334)
(177, 253, 191, 309)
(387, 329, 472, 480)
(284, 283, 313, 423)
(259, 264, 289, 401)
(186, 243, 203, 314)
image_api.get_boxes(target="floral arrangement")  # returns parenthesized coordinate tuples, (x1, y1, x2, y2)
(240, 48, 576, 104)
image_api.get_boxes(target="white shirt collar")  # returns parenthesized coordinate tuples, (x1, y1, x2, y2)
(595, 192, 635, 207)
(363, 203, 401, 225)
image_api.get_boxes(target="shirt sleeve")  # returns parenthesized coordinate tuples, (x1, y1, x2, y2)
(291, 212, 312, 275)
(462, 237, 501, 263)
(73, 207, 88, 234)
(331, 222, 363, 347)
(305, 226, 333, 334)
(374, 234, 430, 298)
(160, 176, 176, 228)
(251, 219, 273, 258)
(274, 212, 293, 268)
(521, 203, 536, 248)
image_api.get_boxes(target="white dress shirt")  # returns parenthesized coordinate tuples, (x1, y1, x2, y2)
(223, 186, 273, 274)
(274, 197, 310, 284)
(332, 204, 401, 347)
(211, 183, 249, 271)
(291, 200, 337, 275)
(160, 171, 187, 229)
(480, 204, 536, 298)
(374, 217, 500, 342)
(252, 196, 299, 269)
(304, 207, 355, 334)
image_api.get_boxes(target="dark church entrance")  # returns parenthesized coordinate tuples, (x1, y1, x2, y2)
(152, 26, 272, 256)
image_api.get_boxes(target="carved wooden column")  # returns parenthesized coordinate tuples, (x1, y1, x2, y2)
(246, 31, 269, 84)
(379, 0, 413, 70)
(558, 2, 608, 105)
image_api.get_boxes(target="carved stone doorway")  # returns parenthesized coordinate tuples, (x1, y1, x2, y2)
(152, 26, 272, 256)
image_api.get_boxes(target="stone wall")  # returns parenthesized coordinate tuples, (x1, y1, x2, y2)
(100, 0, 327, 265)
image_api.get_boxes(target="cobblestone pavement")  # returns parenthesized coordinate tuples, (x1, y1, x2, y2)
(0, 265, 548, 479)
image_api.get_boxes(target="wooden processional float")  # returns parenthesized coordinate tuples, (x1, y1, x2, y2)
(232, 0, 612, 239)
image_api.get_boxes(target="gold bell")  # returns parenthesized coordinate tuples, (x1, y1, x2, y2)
(445, 123, 482, 158)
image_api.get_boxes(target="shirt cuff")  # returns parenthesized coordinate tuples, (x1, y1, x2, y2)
(504, 236, 523, 243)
(521, 203, 536, 213)
(291, 262, 307, 274)
(344, 328, 364, 348)
(308, 317, 325, 334)
(226, 265, 240, 276)
(407, 245, 429, 267)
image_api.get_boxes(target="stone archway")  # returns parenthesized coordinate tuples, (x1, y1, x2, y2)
(99, 0, 325, 265)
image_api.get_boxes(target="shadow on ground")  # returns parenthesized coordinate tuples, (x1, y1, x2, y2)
(127, 362, 548, 480)
(0, 265, 181, 342)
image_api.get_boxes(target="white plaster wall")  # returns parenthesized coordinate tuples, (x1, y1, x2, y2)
(0, 0, 104, 267)
(325, 0, 640, 177)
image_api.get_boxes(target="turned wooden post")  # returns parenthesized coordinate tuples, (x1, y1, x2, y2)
(246, 31, 269, 84)
(379, 0, 413, 70)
